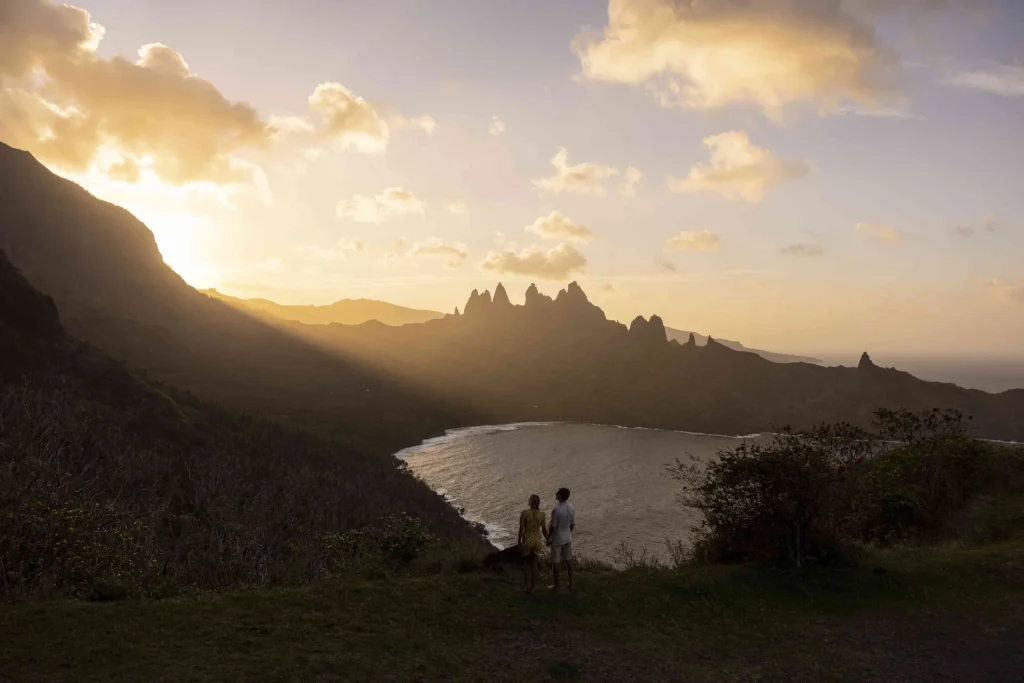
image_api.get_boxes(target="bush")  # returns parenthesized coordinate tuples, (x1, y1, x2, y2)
(855, 409, 1024, 544)
(669, 423, 876, 566)
(671, 408, 1024, 567)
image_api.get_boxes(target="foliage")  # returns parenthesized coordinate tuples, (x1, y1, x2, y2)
(669, 422, 877, 566)
(670, 409, 1024, 566)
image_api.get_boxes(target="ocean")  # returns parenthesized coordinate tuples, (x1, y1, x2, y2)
(397, 422, 763, 565)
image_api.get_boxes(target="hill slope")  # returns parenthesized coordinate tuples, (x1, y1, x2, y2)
(0, 141, 478, 451)
(0, 249, 483, 599)
(201, 289, 445, 327)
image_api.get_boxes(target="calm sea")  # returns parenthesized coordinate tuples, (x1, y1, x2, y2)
(396, 423, 762, 564)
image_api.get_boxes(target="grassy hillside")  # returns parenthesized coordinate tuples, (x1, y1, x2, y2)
(2, 537, 1022, 682)
(0, 250, 485, 601)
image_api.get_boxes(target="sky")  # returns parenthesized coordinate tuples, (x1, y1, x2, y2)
(1, 0, 1023, 356)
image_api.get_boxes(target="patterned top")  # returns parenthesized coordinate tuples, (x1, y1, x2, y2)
(519, 508, 547, 554)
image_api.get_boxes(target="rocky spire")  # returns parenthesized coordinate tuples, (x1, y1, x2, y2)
(453, 307, 460, 317)
(492, 282, 512, 308)
(858, 352, 875, 369)
(647, 315, 667, 343)
(629, 315, 667, 345)
(685, 332, 697, 347)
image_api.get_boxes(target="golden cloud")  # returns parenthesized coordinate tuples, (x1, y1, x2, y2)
(666, 230, 720, 251)
(389, 115, 438, 135)
(489, 116, 507, 136)
(0, 1, 272, 185)
(855, 221, 902, 244)
(337, 187, 425, 224)
(526, 211, 594, 243)
(668, 131, 809, 202)
(620, 166, 644, 196)
(576, 0, 898, 118)
(446, 200, 468, 215)
(480, 243, 588, 280)
(308, 82, 389, 153)
(533, 147, 621, 196)
(411, 239, 469, 267)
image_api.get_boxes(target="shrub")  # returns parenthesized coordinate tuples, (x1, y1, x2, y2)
(855, 409, 1024, 544)
(671, 408, 1024, 567)
(669, 423, 878, 566)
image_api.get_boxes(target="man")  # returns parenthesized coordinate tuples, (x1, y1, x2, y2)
(548, 487, 575, 590)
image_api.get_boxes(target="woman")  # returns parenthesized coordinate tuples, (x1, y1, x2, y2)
(518, 494, 548, 594)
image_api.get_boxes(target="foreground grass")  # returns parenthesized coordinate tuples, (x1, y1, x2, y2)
(3, 540, 1023, 683)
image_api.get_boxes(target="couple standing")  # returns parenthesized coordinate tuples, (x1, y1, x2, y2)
(517, 487, 574, 594)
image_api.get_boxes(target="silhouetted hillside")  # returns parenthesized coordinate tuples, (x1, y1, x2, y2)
(202, 289, 445, 327)
(0, 250, 485, 598)
(665, 328, 821, 364)
(293, 283, 1024, 441)
(0, 142, 478, 452)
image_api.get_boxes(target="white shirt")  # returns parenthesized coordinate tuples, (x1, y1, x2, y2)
(549, 501, 575, 546)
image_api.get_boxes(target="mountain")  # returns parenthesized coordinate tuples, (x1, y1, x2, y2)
(2, 141, 1023, 441)
(665, 328, 822, 364)
(0, 141, 478, 452)
(288, 283, 1024, 441)
(201, 289, 445, 327)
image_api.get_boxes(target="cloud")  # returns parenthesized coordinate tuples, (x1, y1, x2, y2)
(942, 65, 1024, 98)
(597, 282, 618, 293)
(308, 82, 389, 153)
(337, 187, 425, 223)
(297, 237, 365, 263)
(0, 2, 272, 185)
(488, 116, 507, 136)
(411, 238, 469, 267)
(780, 243, 824, 257)
(953, 217, 998, 237)
(668, 131, 809, 202)
(856, 221, 902, 244)
(619, 166, 644, 196)
(953, 225, 974, 238)
(480, 243, 588, 280)
(257, 257, 287, 272)
(986, 279, 1024, 306)
(268, 115, 316, 142)
(525, 211, 595, 244)
(665, 229, 721, 251)
(389, 115, 438, 135)
(533, 147, 620, 196)
(575, 0, 899, 119)
(657, 258, 678, 272)
(446, 200, 468, 215)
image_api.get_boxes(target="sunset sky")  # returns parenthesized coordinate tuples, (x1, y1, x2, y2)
(2, 0, 1023, 355)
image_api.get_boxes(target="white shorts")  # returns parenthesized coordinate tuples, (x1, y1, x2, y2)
(550, 543, 572, 564)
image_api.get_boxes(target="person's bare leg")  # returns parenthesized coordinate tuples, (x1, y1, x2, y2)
(530, 555, 539, 594)
(565, 559, 574, 590)
(552, 561, 560, 588)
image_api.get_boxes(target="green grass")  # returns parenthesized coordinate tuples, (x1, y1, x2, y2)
(3, 539, 1023, 683)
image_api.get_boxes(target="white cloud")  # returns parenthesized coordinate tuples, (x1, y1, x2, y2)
(389, 115, 438, 134)
(943, 65, 1024, 98)
(526, 211, 594, 244)
(489, 116, 507, 136)
(666, 230, 720, 252)
(575, 0, 900, 119)
(533, 147, 620, 196)
(480, 243, 588, 280)
(780, 243, 824, 257)
(856, 221, 902, 244)
(411, 238, 469, 267)
(337, 187, 425, 223)
(619, 166, 644, 196)
(446, 200, 468, 215)
(297, 237, 365, 262)
(308, 82, 389, 153)
(668, 131, 809, 203)
(267, 115, 315, 142)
